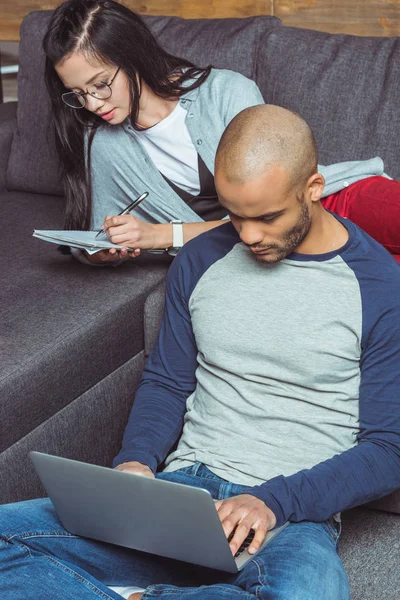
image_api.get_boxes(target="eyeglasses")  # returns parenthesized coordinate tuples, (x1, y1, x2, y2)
(61, 67, 120, 109)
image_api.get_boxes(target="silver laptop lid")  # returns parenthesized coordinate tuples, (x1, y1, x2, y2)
(30, 452, 239, 572)
(30, 452, 288, 573)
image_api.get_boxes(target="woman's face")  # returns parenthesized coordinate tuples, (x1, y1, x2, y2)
(55, 52, 131, 124)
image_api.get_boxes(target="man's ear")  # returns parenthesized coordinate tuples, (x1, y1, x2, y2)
(308, 172, 326, 203)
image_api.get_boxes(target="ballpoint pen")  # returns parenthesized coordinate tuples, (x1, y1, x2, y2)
(95, 191, 149, 238)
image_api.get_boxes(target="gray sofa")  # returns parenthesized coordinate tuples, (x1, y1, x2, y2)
(1, 10, 399, 599)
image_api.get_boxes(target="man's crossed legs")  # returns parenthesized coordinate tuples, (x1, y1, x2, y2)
(0, 463, 350, 600)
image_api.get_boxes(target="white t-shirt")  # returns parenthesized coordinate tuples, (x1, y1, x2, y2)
(132, 102, 200, 195)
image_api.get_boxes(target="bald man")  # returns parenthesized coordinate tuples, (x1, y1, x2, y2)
(3, 106, 400, 600)
(214, 104, 349, 263)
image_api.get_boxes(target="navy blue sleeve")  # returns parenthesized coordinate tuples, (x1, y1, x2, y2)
(248, 258, 400, 527)
(112, 223, 237, 470)
(112, 253, 198, 471)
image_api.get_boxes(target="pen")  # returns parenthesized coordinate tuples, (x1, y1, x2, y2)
(95, 191, 149, 238)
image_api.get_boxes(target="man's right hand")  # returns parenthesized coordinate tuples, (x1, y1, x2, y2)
(114, 461, 155, 478)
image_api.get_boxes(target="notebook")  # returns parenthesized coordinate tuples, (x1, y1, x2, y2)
(33, 229, 127, 255)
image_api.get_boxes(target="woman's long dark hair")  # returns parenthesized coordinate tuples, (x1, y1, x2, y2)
(43, 0, 211, 230)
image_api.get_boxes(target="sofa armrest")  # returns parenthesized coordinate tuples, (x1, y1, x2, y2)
(144, 280, 166, 356)
(0, 101, 17, 192)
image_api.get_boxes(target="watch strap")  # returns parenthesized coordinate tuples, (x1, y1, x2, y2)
(171, 221, 184, 249)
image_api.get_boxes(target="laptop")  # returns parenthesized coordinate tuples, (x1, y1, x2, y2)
(30, 451, 288, 573)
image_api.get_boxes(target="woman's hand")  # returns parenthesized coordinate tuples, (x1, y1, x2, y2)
(84, 247, 141, 263)
(114, 461, 155, 478)
(215, 494, 276, 556)
(103, 214, 160, 250)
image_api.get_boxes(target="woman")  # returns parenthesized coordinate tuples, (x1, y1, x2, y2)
(43, 0, 400, 265)
(43, 0, 263, 264)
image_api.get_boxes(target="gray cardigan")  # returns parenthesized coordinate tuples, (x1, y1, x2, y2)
(88, 68, 388, 229)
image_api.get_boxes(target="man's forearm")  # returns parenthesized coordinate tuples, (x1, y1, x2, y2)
(247, 436, 400, 527)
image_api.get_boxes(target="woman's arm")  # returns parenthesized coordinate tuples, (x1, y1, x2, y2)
(103, 214, 227, 251)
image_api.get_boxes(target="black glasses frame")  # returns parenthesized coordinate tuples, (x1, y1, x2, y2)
(61, 67, 121, 109)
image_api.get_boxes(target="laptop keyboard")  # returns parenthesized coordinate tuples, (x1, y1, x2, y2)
(228, 529, 255, 558)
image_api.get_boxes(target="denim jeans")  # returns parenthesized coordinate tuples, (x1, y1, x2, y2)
(0, 462, 350, 599)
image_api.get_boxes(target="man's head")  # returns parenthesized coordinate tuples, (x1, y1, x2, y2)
(215, 105, 325, 263)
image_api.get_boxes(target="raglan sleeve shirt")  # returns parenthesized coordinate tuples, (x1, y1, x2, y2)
(113, 242, 400, 528)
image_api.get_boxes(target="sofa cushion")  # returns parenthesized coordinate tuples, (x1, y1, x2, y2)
(6, 11, 280, 196)
(0, 102, 17, 192)
(257, 27, 400, 180)
(0, 190, 169, 454)
(0, 353, 145, 504)
(368, 489, 400, 515)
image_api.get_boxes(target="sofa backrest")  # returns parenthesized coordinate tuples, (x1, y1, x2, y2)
(5, 10, 280, 196)
(6, 10, 400, 191)
(256, 26, 400, 179)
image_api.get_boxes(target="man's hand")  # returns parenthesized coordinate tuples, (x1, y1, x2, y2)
(114, 461, 155, 478)
(215, 494, 276, 556)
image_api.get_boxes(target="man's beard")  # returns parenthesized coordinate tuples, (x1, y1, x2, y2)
(251, 197, 312, 264)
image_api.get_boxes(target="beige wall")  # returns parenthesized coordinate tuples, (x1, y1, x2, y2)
(1, 0, 400, 41)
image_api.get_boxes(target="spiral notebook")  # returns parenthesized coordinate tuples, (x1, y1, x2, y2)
(33, 230, 126, 255)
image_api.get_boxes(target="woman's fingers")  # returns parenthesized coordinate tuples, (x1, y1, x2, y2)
(104, 214, 137, 236)
(103, 214, 155, 249)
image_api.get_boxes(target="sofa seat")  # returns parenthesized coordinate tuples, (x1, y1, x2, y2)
(0, 189, 170, 503)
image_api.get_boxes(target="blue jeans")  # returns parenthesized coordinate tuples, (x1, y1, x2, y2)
(0, 462, 349, 599)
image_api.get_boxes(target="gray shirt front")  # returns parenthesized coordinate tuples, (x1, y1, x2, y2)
(164, 242, 361, 486)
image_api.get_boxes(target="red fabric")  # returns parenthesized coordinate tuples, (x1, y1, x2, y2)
(321, 176, 400, 263)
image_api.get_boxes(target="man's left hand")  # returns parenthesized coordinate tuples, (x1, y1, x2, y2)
(215, 494, 276, 556)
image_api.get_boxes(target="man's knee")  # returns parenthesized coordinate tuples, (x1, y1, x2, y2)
(0, 498, 57, 538)
(245, 522, 350, 600)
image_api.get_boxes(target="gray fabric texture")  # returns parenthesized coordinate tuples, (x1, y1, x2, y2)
(6, 13, 62, 196)
(0, 352, 145, 504)
(144, 280, 166, 356)
(257, 26, 400, 180)
(368, 489, 400, 514)
(0, 190, 170, 453)
(0, 59, 3, 103)
(6, 11, 280, 196)
(145, 14, 281, 78)
(164, 243, 364, 486)
(340, 508, 400, 600)
(0, 102, 17, 192)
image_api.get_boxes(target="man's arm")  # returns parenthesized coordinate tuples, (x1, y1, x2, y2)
(112, 253, 198, 471)
(247, 300, 400, 527)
